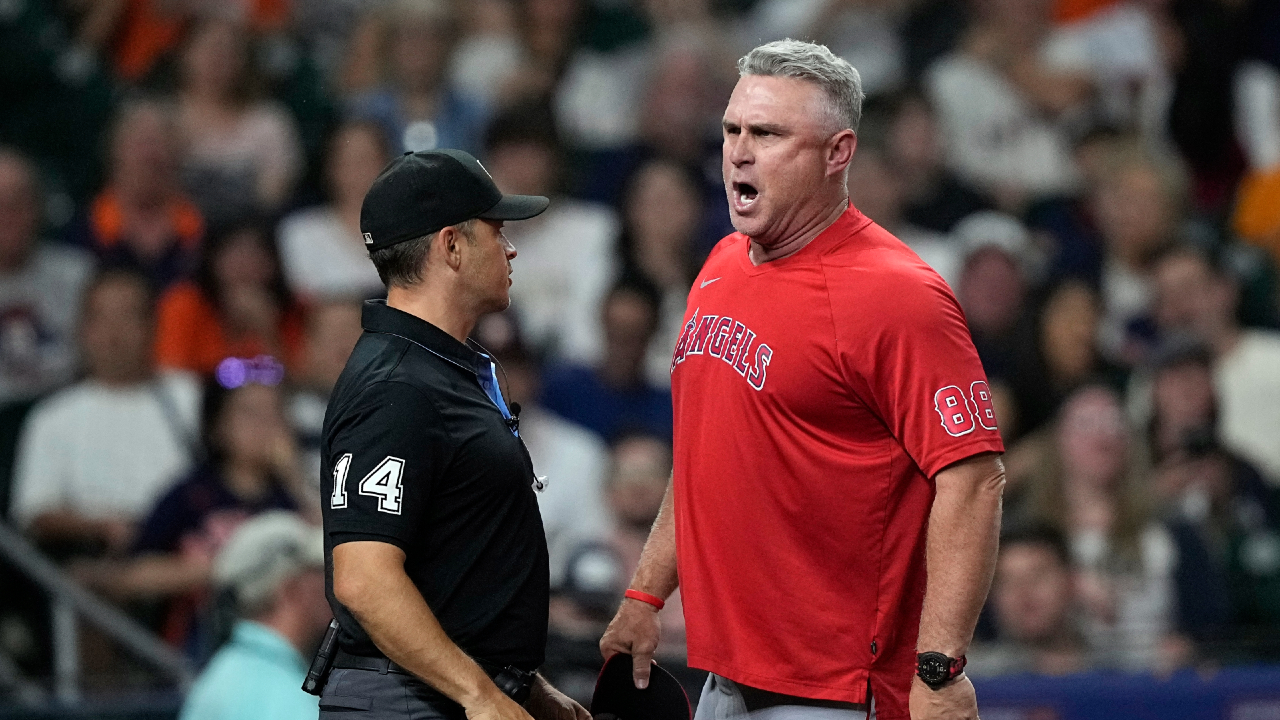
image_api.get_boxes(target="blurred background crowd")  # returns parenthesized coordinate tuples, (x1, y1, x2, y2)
(2, 0, 1280, 714)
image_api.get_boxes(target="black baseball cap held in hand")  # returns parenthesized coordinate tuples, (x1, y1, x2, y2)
(360, 149, 549, 252)
(591, 654, 691, 720)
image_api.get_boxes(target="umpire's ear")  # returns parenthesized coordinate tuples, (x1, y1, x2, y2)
(437, 225, 465, 272)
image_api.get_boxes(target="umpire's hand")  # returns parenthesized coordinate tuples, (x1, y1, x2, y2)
(525, 676, 592, 720)
(599, 598, 662, 689)
(465, 688, 536, 720)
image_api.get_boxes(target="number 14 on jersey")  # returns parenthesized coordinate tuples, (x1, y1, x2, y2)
(330, 453, 406, 515)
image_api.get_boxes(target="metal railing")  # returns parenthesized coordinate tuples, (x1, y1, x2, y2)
(0, 522, 194, 704)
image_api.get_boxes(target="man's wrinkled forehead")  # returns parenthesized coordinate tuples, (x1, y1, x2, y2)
(723, 74, 835, 132)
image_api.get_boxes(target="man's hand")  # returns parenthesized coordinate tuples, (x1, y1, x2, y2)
(464, 687, 536, 720)
(909, 675, 979, 720)
(599, 598, 661, 689)
(599, 477, 677, 690)
(525, 676, 591, 720)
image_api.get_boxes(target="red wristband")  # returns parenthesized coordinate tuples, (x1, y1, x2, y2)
(624, 589, 665, 610)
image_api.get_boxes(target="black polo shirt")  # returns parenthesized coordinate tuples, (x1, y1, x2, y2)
(321, 300, 549, 670)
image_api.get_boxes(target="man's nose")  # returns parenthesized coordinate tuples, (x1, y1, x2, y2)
(726, 134, 752, 166)
(502, 236, 517, 259)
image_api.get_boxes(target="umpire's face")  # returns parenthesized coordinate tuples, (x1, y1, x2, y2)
(461, 218, 517, 314)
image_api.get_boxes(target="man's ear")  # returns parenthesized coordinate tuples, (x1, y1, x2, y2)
(437, 226, 464, 272)
(828, 129, 857, 179)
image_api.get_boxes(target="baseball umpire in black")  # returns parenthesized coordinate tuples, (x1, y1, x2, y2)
(317, 149, 590, 720)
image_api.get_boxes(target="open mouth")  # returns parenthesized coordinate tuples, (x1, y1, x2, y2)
(733, 182, 759, 211)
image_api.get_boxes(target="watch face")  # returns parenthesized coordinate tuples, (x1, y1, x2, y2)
(918, 653, 949, 683)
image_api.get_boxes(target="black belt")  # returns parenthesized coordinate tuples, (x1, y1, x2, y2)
(332, 649, 537, 704)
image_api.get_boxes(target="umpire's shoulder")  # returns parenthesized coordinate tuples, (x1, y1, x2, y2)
(322, 376, 441, 448)
(323, 333, 437, 431)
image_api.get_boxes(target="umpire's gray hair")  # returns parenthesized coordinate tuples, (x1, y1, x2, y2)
(737, 39, 865, 134)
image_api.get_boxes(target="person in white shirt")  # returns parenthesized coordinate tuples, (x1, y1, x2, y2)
(925, 0, 1091, 203)
(1047, 2, 1169, 136)
(482, 103, 618, 364)
(10, 269, 199, 556)
(176, 19, 304, 228)
(278, 121, 390, 303)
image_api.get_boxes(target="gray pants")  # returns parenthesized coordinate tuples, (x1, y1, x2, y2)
(693, 674, 872, 720)
(319, 667, 464, 719)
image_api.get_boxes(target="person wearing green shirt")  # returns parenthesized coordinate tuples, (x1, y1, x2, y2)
(181, 512, 332, 720)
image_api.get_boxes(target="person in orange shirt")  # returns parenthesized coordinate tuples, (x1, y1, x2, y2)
(67, 99, 204, 292)
(155, 221, 304, 376)
(78, 0, 293, 84)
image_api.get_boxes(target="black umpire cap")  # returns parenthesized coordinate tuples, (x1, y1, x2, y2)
(360, 149, 550, 252)
(591, 654, 691, 720)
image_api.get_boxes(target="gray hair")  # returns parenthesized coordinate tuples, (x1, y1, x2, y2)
(737, 39, 865, 133)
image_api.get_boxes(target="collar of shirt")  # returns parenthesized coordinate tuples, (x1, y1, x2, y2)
(360, 300, 518, 434)
(229, 620, 307, 673)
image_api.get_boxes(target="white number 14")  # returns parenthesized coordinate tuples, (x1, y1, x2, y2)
(330, 454, 405, 515)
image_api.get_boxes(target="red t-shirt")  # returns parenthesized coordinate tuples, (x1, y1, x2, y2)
(670, 205, 1004, 720)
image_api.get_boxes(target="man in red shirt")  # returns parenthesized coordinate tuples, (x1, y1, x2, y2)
(599, 40, 1006, 720)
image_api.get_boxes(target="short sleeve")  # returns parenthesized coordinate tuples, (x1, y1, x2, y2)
(10, 401, 69, 526)
(322, 382, 450, 549)
(833, 267, 1005, 478)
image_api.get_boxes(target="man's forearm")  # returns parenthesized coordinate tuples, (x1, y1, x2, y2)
(334, 543, 501, 708)
(917, 455, 1005, 656)
(78, 554, 210, 599)
(29, 509, 131, 549)
(628, 477, 679, 600)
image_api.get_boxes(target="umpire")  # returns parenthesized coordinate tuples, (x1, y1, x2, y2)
(319, 149, 590, 720)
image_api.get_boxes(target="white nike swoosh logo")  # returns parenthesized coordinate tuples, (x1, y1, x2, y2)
(700, 277, 722, 288)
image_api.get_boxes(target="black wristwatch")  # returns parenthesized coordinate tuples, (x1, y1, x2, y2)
(916, 652, 966, 690)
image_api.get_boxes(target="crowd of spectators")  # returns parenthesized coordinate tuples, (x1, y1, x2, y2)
(1, 0, 1280, 704)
